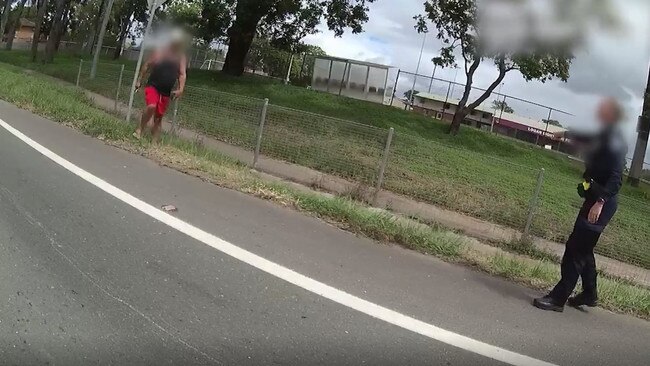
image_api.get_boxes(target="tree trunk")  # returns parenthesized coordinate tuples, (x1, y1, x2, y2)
(112, 16, 130, 60)
(83, 0, 105, 53)
(448, 58, 508, 136)
(43, 0, 67, 62)
(54, 6, 71, 51)
(448, 108, 467, 135)
(83, 29, 96, 53)
(1, 0, 12, 43)
(31, 0, 49, 62)
(448, 59, 480, 135)
(222, 1, 268, 76)
(222, 32, 256, 76)
(5, 0, 28, 50)
(112, 35, 123, 59)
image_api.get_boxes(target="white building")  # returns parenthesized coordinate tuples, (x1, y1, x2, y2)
(311, 56, 397, 105)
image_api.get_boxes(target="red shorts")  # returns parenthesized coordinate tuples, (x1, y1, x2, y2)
(144, 86, 171, 117)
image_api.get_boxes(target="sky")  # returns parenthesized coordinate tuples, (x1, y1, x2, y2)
(304, 0, 650, 165)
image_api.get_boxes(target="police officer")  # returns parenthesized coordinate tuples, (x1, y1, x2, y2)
(534, 98, 627, 312)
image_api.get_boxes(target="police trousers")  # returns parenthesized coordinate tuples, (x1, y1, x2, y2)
(548, 197, 617, 304)
(548, 226, 601, 304)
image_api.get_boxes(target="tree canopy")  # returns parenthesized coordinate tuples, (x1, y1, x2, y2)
(13, 0, 367, 74)
(222, 0, 377, 76)
(415, 0, 573, 135)
(543, 119, 563, 128)
(492, 100, 514, 114)
(163, 0, 233, 46)
(247, 37, 326, 80)
(403, 90, 420, 104)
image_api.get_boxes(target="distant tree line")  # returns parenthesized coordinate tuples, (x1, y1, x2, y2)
(0, 0, 372, 74)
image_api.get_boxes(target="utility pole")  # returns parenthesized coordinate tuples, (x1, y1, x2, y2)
(90, 0, 115, 79)
(126, 0, 164, 123)
(427, 64, 437, 93)
(284, 53, 294, 85)
(628, 64, 650, 187)
(409, 31, 427, 109)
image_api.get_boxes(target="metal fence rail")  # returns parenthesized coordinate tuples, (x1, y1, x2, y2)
(74, 61, 650, 284)
(176, 86, 263, 149)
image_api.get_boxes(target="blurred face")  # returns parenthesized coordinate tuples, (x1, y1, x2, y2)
(169, 41, 183, 55)
(597, 99, 621, 127)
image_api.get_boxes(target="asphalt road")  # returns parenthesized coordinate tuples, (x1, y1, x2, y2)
(0, 100, 648, 366)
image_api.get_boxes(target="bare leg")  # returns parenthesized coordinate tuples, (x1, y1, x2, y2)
(151, 115, 163, 143)
(135, 105, 157, 139)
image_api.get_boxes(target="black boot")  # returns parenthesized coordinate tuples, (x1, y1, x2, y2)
(533, 296, 564, 312)
(568, 293, 598, 308)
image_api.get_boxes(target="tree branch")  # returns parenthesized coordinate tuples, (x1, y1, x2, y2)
(466, 58, 508, 111)
(458, 56, 481, 108)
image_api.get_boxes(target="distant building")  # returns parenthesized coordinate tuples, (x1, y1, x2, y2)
(412, 92, 495, 129)
(412, 92, 572, 153)
(311, 56, 397, 105)
(14, 19, 36, 41)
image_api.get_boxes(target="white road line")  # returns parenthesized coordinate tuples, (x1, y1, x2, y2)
(0, 117, 557, 366)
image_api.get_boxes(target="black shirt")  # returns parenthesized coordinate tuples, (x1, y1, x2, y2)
(147, 57, 181, 97)
(567, 126, 627, 202)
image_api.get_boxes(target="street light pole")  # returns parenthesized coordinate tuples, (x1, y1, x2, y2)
(284, 53, 294, 85)
(409, 32, 427, 109)
(427, 64, 437, 93)
(629, 64, 650, 187)
(490, 83, 505, 133)
(126, 1, 158, 123)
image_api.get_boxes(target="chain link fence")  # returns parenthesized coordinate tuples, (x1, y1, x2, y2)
(72, 60, 649, 286)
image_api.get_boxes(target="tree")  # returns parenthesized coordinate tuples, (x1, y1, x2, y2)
(43, 0, 71, 62)
(222, 0, 377, 76)
(246, 37, 288, 77)
(492, 100, 514, 114)
(245, 38, 325, 81)
(82, 0, 106, 53)
(30, 0, 49, 62)
(403, 89, 419, 104)
(416, 1, 573, 135)
(292, 44, 326, 84)
(4, 0, 28, 50)
(543, 119, 563, 128)
(1, 0, 14, 40)
(164, 0, 233, 46)
(110, 0, 147, 59)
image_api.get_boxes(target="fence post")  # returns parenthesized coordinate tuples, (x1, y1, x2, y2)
(114, 64, 125, 112)
(524, 168, 545, 238)
(76, 59, 83, 87)
(171, 98, 179, 135)
(390, 70, 401, 106)
(375, 127, 395, 194)
(253, 98, 269, 169)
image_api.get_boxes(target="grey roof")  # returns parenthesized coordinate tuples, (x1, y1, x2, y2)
(314, 55, 394, 70)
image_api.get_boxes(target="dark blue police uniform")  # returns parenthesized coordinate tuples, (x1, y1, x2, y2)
(548, 126, 627, 305)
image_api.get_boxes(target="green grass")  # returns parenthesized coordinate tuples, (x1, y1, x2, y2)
(0, 61, 647, 319)
(1, 50, 649, 271)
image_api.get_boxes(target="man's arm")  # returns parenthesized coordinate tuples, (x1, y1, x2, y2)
(137, 53, 156, 89)
(598, 141, 628, 201)
(564, 130, 598, 144)
(174, 56, 187, 97)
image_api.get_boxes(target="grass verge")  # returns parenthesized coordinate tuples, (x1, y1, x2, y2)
(0, 62, 647, 319)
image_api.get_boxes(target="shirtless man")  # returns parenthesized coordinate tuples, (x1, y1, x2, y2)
(133, 35, 187, 142)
